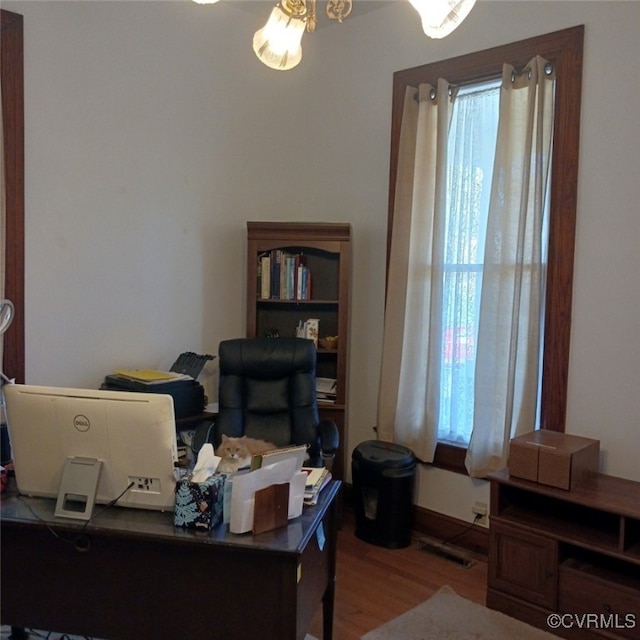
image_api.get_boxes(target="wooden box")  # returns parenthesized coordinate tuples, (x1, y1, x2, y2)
(508, 430, 600, 490)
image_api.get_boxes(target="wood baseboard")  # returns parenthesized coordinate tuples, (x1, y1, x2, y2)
(342, 483, 489, 557)
(413, 503, 489, 556)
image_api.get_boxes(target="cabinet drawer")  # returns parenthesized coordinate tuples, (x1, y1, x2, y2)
(489, 520, 557, 609)
(559, 563, 640, 639)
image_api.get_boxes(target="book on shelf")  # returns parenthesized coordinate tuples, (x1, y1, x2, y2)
(297, 262, 311, 300)
(259, 253, 271, 300)
(296, 318, 319, 347)
(256, 250, 311, 301)
(305, 318, 319, 347)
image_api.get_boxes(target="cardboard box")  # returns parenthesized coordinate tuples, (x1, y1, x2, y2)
(174, 474, 225, 529)
(508, 430, 600, 490)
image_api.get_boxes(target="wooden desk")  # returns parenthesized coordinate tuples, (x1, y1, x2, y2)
(1, 480, 341, 640)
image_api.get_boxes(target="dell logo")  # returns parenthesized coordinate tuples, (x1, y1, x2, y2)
(73, 415, 90, 432)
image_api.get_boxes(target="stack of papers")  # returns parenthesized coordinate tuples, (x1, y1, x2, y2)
(316, 377, 337, 404)
(112, 369, 192, 385)
(302, 466, 331, 505)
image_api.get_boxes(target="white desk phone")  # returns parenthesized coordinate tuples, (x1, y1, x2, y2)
(1, 299, 15, 386)
(0, 299, 13, 337)
(1, 298, 15, 493)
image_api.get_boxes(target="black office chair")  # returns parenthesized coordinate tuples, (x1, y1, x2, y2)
(211, 337, 339, 469)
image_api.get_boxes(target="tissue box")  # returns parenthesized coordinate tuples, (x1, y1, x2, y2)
(174, 474, 225, 529)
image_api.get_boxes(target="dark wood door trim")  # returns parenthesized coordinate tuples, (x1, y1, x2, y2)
(1, 9, 25, 383)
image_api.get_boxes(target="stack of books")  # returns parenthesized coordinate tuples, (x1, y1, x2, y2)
(302, 466, 331, 506)
(316, 377, 337, 404)
(257, 250, 312, 301)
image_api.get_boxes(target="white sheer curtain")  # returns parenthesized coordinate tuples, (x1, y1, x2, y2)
(436, 79, 499, 447)
(378, 56, 555, 474)
(466, 57, 555, 476)
(377, 79, 453, 462)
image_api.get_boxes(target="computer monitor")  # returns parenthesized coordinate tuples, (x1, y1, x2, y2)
(3, 384, 178, 516)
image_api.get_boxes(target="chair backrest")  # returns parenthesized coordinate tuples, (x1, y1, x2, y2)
(216, 337, 320, 459)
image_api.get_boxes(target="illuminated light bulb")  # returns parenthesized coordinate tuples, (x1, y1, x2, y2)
(408, 0, 476, 39)
(253, 5, 306, 71)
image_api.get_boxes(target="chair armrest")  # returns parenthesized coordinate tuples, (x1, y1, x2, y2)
(317, 419, 339, 456)
(191, 418, 217, 454)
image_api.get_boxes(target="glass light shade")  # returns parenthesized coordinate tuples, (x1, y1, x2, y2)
(191, 0, 220, 4)
(408, 0, 476, 39)
(253, 5, 305, 71)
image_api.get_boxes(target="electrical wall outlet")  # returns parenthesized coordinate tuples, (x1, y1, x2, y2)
(472, 501, 488, 524)
(472, 501, 487, 515)
(128, 476, 161, 493)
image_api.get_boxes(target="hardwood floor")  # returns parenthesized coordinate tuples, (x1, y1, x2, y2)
(308, 510, 488, 640)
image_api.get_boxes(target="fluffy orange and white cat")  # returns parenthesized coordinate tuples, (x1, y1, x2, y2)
(216, 434, 277, 473)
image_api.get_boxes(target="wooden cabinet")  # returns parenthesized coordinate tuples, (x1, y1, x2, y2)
(559, 558, 640, 640)
(489, 520, 558, 609)
(488, 469, 640, 639)
(246, 222, 351, 480)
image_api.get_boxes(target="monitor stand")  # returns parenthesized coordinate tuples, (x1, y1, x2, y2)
(55, 457, 102, 520)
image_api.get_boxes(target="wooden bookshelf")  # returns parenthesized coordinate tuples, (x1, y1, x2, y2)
(246, 222, 351, 480)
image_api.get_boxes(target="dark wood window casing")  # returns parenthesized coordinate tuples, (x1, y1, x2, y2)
(387, 27, 584, 473)
(1, 9, 25, 384)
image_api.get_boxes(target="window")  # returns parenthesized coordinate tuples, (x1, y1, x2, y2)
(438, 78, 500, 447)
(382, 27, 584, 474)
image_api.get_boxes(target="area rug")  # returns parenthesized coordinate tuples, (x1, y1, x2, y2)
(361, 586, 561, 640)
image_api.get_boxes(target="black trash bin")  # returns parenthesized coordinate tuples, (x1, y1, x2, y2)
(352, 440, 416, 549)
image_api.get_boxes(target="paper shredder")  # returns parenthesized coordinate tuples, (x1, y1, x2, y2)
(351, 440, 416, 549)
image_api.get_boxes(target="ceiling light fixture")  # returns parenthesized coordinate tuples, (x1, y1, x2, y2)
(252, 0, 309, 71)
(192, 0, 476, 70)
(408, 0, 476, 39)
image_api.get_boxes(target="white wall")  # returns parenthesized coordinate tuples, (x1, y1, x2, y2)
(5, 0, 639, 525)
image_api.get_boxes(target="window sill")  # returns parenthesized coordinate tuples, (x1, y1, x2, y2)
(430, 442, 469, 475)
